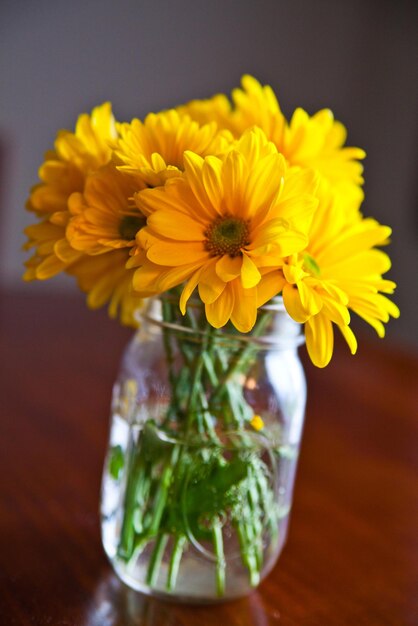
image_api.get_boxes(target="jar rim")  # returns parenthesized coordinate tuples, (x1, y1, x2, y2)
(158, 293, 287, 312)
(137, 296, 305, 350)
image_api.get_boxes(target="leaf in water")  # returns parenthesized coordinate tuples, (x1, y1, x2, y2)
(109, 445, 125, 480)
(185, 455, 249, 516)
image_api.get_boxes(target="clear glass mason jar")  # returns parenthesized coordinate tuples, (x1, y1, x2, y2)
(101, 297, 306, 603)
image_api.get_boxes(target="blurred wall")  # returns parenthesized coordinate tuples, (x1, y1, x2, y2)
(1, 0, 417, 344)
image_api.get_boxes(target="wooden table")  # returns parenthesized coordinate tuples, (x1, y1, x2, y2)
(1, 291, 417, 626)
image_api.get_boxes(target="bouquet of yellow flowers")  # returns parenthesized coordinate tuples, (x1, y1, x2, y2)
(24, 76, 399, 600)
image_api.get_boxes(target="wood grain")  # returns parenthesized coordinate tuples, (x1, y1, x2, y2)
(1, 290, 417, 626)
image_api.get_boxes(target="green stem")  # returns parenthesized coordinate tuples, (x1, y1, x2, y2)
(247, 471, 263, 570)
(118, 444, 145, 559)
(256, 469, 280, 545)
(148, 445, 180, 535)
(146, 533, 168, 587)
(185, 352, 206, 432)
(236, 519, 259, 587)
(166, 535, 187, 591)
(213, 520, 226, 597)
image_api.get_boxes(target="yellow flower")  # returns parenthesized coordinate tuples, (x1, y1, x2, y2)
(27, 102, 117, 219)
(179, 75, 285, 148)
(67, 163, 146, 255)
(24, 105, 148, 326)
(180, 75, 365, 203)
(281, 107, 365, 205)
(277, 193, 399, 367)
(230, 75, 287, 149)
(24, 103, 117, 279)
(113, 109, 231, 188)
(131, 128, 318, 332)
(64, 163, 149, 325)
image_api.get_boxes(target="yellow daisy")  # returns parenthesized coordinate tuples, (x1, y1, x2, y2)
(63, 163, 149, 325)
(113, 109, 232, 188)
(178, 75, 285, 148)
(230, 75, 286, 148)
(66, 163, 146, 255)
(27, 102, 117, 219)
(179, 75, 365, 203)
(24, 103, 117, 279)
(281, 107, 365, 203)
(272, 193, 399, 367)
(131, 128, 319, 332)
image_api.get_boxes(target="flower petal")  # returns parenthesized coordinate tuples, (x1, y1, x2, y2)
(183, 151, 220, 220)
(54, 239, 83, 263)
(297, 280, 323, 316)
(180, 267, 204, 313)
(256, 271, 286, 307)
(222, 150, 247, 216)
(230, 281, 257, 332)
(304, 314, 334, 368)
(338, 323, 358, 355)
(199, 261, 226, 303)
(205, 286, 234, 328)
(35, 255, 69, 279)
(241, 253, 261, 288)
(215, 255, 242, 282)
(244, 153, 284, 221)
(283, 284, 311, 323)
(201, 157, 224, 215)
(147, 210, 205, 241)
(146, 240, 208, 266)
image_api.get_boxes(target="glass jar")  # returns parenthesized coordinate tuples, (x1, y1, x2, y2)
(101, 297, 306, 603)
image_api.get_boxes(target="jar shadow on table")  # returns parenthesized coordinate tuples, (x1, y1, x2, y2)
(82, 571, 281, 626)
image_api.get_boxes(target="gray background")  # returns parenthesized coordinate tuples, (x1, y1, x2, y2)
(1, 0, 417, 345)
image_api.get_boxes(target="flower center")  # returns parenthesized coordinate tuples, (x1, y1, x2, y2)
(119, 215, 147, 241)
(204, 216, 250, 257)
